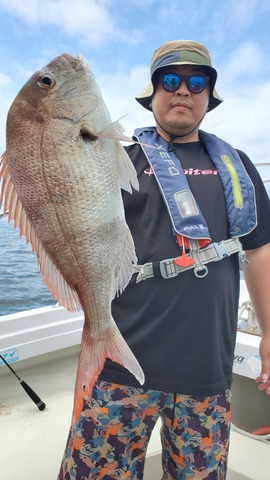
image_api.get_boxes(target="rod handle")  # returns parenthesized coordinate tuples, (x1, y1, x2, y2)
(20, 380, 46, 411)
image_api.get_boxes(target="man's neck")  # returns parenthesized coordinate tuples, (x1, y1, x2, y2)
(156, 125, 200, 144)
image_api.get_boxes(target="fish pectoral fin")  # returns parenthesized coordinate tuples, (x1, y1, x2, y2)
(80, 118, 133, 144)
(85, 118, 139, 193)
(73, 320, 145, 423)
(115, 141, 139, 193)
(98, 118, 134, 143)
(0, 152, 81, 312)
(99, 119, 141, 193)
(97, 119, 159, 150)
(78, 120, 139, 194)
(114, 226, 137, 296)
(79, 117, 134, 145)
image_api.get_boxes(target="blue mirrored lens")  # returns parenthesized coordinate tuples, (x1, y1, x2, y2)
(161, 74, 207, 93)
(162, 73, 181, 91)
(188, 76, 207, 93)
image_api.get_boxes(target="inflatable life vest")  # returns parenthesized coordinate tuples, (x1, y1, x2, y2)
(133, 127, 257, 280)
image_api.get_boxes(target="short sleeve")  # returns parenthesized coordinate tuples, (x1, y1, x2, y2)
(237, 150, 270, 250)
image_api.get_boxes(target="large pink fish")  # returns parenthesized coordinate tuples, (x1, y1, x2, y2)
(0, 54, 144, 421)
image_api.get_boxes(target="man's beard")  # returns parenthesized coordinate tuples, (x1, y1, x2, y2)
(154, 114, 202, 139)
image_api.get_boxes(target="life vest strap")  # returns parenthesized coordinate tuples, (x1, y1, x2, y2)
(134, 238, 248, 282)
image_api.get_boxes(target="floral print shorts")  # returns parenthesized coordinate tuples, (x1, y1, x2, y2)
(58, 380, 231, 480)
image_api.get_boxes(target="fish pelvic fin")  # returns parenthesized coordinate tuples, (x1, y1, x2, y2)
(73, 319, 145, 423)
(0, 152, 81, 312)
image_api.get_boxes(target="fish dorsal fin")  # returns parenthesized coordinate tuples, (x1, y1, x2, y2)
(0, 152, 81, 312)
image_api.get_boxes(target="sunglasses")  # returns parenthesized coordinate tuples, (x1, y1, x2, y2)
(159, 73, 210, 94)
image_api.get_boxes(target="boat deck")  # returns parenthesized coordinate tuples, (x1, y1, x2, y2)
(1, 346, 270, 480)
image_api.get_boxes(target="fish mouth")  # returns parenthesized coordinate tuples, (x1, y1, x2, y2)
(61, 54, 85, 71)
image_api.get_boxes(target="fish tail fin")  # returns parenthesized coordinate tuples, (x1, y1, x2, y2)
(73, 319, 145, 422)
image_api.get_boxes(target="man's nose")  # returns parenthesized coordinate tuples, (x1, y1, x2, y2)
(175, 81, 190, 95)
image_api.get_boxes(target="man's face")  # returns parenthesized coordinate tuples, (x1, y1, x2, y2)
(151, 65, 210, 143)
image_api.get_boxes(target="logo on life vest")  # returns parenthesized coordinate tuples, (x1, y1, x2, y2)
(144, 166, 154, 176)
(183, 224, 205, 231)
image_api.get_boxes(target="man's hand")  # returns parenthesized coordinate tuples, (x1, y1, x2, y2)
(244, 244, 270, 395)
(256, 334, 270, 393)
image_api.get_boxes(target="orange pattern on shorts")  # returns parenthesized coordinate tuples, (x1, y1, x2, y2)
(58, 381, 231, 479)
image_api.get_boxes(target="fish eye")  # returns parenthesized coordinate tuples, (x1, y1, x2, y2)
(36, 75, 55, 89)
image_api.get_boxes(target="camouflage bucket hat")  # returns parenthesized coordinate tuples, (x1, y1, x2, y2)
(136, 40, 223, 112)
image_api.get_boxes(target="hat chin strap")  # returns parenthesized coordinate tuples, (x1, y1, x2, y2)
(153, 106, 209, 151)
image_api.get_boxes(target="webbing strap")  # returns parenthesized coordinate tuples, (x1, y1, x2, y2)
(134, 238, 248, 282)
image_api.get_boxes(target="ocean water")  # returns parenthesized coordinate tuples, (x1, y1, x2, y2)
(0, 216, 56, 316)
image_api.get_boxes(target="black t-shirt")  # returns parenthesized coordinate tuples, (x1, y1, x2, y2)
(100, 138, 270, 395)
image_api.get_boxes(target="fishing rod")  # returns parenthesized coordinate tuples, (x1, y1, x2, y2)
(0, 209, 9, 219)
(0, 354, 46, 411)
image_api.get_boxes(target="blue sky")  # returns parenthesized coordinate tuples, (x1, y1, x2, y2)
(0, 0, 270, 183)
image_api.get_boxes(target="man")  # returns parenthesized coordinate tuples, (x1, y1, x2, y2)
(59, 40, 270, 480)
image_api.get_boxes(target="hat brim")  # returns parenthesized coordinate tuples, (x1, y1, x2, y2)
(136, 62, 223, 112)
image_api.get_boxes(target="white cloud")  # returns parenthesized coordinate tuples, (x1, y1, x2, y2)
(199, 40, 270, 167)
(0, 0, 109, 25)
(0, 74, 17, 152)
(0, 2, 269, 170)
(0, 0, 142, 46)
(217, 41, 269, 86)
(127, 0, 155, 7)
(0, 73, 11, 87)
(224, 0, 270, 28)
(203, 82, 270, 165)
(162, 0, 270, 47)
(98, 65, 153, 138)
